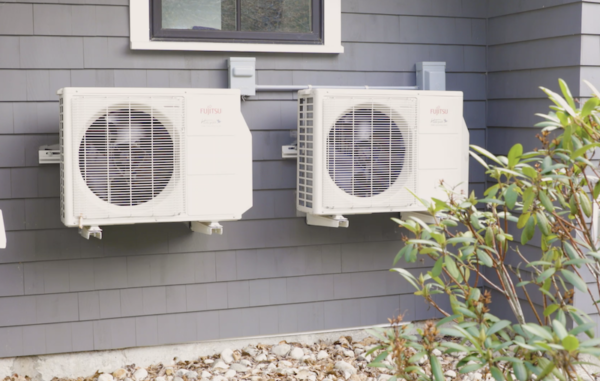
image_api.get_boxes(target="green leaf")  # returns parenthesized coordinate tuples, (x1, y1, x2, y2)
(536, 359, 556, 381)
(517, 212, 530, 229)
(470, 151, 489, 170)
(561, 269, 588, 292)
(430, 354, 445, 381)
(543, 304, 559, 317)
(508, 144, 523, 167)
(582, 96, 600, 118)
(523, 324, 553, 341)
(470, 145, 504, 166)
(552, 319, 568, 340)
(537, 268, 556, 283)
(564, 242, 579, 260)
(536, 211, 551, 236)
(580, 191, 593, 217)
(436, 314, 461, 327)
(447, 237, 476, 245)
(571, 142, 600, 159)
(538, 191, 554, 212)
(459, 363, 485, 374)
(505, 184, 518, 209)
(522, 166, 538, 179)
(559, 78, 577, 111)
(521, 216, 535, 245)
(522, 187, 535, 212)
(562, 335, 580, 351)
(444, 255, 461, 280)
(490, 366, 505, 381)
(432, 257, 443, 278)
(540, 86, 577, 117)
(594, 181, 600, 200)
(487, 320, 511, 336)
(513, 361, 528, 381)
(476, 250, 493, 267)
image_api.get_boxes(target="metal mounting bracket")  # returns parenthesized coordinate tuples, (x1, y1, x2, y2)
(80, 225, 102, 240)
(39, 144, 60, 164)
(191, 221, 224, 235)
(400, 212, 436, 224)
(306, 214, 349, 228)
(282, 143, 297, 159)
(0, 210, 6, 249)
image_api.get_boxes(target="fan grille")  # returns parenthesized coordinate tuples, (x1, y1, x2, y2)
(323, 97, 417, 208)
(72, 96, 184, 219)
(79, 109, 174, 206)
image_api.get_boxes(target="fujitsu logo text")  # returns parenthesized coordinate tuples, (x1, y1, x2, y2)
(200, 106, 222, 115)
(430, 106, 449, 115)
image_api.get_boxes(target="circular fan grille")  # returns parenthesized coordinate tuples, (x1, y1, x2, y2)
(79, 109, 174, 206)
(327, 108, 405, 198)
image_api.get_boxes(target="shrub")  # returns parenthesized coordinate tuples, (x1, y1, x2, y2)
(368, 80, 600, 381)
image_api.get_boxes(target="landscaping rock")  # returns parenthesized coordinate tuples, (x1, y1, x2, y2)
(271, 344, 291, 357)
(98, 374, 114, 381)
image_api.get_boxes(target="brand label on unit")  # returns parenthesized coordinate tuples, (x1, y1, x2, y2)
(429, 105, 449, 127)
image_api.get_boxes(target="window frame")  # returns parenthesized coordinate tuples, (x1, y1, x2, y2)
(151, 0, 323, 45)
(130, 0, 343, 53)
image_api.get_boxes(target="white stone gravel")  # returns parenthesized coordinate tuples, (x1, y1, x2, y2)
(7, 334, 594, 381)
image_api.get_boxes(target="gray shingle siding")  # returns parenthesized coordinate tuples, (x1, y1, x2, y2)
(0, 0, 490, 356)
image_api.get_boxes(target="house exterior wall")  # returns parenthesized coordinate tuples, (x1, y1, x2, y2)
(485, 0, 585, 323)
(0, 0, 487, 357)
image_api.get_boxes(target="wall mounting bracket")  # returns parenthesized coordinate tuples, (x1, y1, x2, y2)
(400, 212, 437, 224)
(306, 214, 349, 228)
(282, 143, 297, 159)
(39, 144, 60, 164)
(80, 225, 102, 240)
(191, 221, 224, 235)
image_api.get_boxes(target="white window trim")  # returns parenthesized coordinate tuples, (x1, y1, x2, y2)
(129, 0, 343, 54)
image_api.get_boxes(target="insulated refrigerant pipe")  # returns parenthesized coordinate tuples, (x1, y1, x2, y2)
(254, 85, 419, 92)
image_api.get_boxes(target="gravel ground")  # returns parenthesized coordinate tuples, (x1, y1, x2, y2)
(1, 335, 598, 381)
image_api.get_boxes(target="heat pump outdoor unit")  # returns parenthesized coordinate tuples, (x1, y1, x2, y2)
(58, 87, 252, 239)
(296, 89, 469, 228)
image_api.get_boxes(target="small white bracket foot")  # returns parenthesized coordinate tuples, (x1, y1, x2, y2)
(80, 225, 102, 240)
(400, 212, 436, 224)
(191, 221, 223, 235)
(306, 214, 349, 228)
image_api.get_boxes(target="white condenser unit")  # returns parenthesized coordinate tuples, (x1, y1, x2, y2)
(58, 87, 252, 239)
(296, 89, 469, 227)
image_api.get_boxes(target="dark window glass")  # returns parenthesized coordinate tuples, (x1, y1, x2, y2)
(152, 0, 322, 44)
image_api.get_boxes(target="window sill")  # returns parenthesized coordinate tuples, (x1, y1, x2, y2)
(131, 40, 343, 53)
(130, 0, 343, 54)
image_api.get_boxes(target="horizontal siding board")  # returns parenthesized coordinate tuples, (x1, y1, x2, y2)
(488, 0, 582, 18)
(488, 36, 581, 72)
(487, 67, 581, 99)
(581, 38, 600, 68)
(488, 99, 554, 128)
(582, 3, 600, 34)
(488, 3, 582, 45)
(79, 37, 484, 72)
(0, 3, 33, 35)
(0, 37, 20, 68)
(342, 14, 485, 46)
(487, 127, 548, 157)
(20, 36, 84, 69)
(342, 0, 486, 18)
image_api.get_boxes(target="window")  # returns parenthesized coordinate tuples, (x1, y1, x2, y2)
(130, 0, 343, 53)
(153, 0, 322, 45)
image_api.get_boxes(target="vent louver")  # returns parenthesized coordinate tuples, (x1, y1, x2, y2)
(297, 96, 314, 209)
